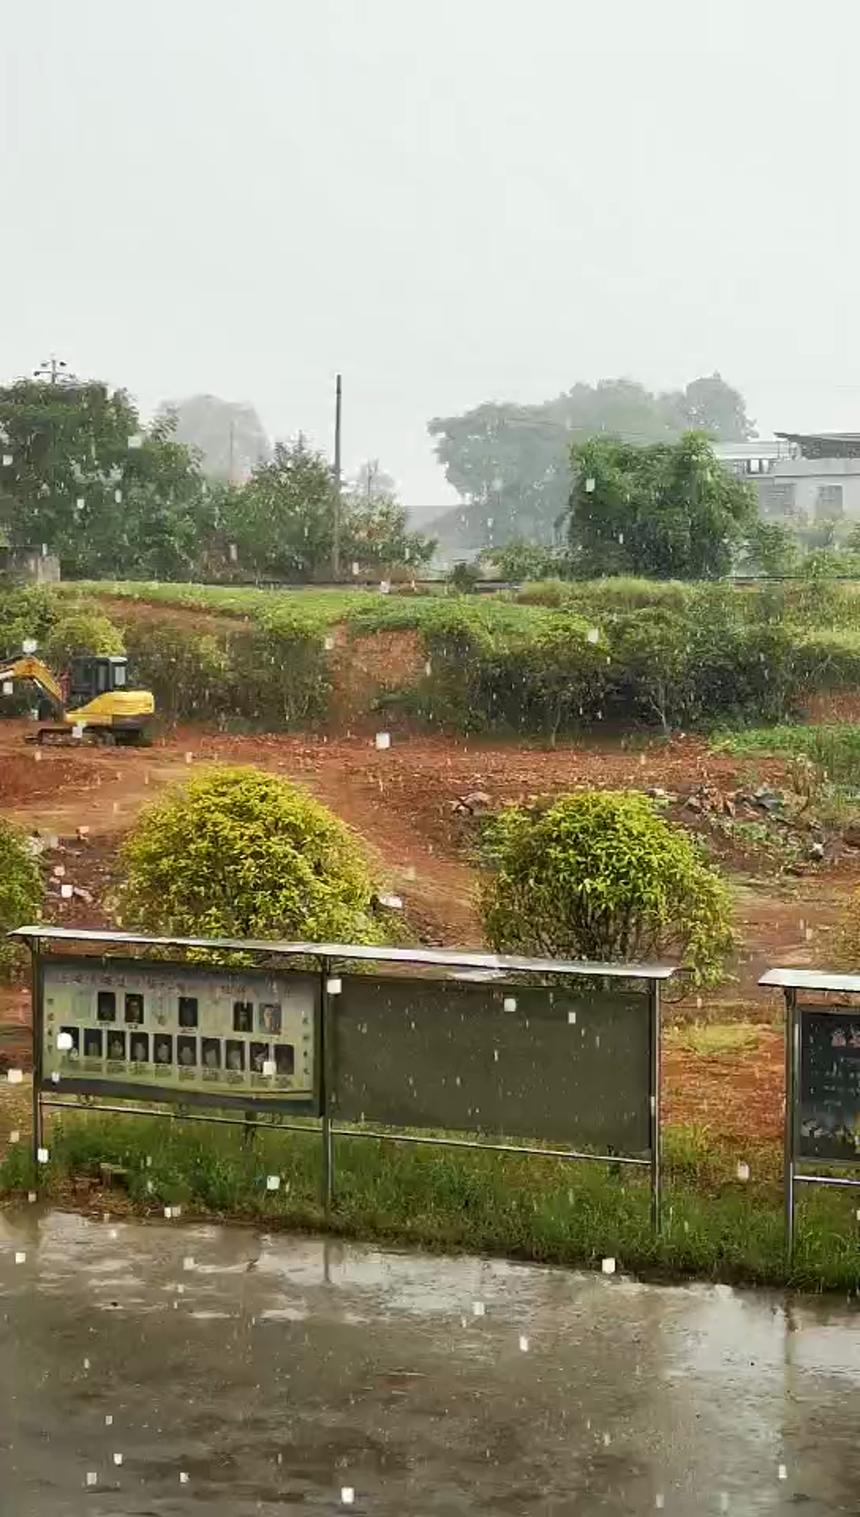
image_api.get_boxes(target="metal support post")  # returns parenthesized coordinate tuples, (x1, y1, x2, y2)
(31, 942, 44, 1181)
(649, 981, 661, 1234)
(319, 957, 335, 1215)
(784, 989, 797, 1262)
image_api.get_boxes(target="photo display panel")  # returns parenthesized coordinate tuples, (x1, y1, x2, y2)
(41, 956, 319, 1113)
(798, 1006, 860, 1162)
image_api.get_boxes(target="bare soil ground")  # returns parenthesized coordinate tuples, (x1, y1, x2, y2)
(1, 715, 856, 1145)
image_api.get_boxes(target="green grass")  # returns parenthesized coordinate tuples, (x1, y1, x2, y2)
(666, 1023, 761, 1057)
(714, 722, 860, 783)
(3, 1112, 858, 1292)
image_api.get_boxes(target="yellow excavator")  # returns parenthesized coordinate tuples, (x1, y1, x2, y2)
(0, 653, 155, 745)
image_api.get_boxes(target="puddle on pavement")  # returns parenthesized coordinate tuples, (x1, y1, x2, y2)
(0, 1209, 858, 1515)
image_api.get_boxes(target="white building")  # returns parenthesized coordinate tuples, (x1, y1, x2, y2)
(716, 433, 860, 523)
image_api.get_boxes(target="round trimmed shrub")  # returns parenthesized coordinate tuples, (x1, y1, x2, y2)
(478, 790, 733, 986)
(43, 608, 124, 668)
(0, 820, 42, 978)
(118, 765, 385, 944)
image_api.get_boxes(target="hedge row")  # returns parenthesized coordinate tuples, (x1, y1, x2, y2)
(6, 582, 860, 736)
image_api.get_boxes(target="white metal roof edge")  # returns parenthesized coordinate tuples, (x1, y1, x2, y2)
(8, 926, 676, 980)
(760, 967, 860, 992)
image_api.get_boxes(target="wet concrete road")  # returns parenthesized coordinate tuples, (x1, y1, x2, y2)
(0, 1212, 859, 1515)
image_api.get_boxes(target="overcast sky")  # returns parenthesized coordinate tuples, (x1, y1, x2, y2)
(3, 0, 860, 506)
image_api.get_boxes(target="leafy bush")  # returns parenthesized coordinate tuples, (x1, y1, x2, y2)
(0, 819, 42, 977)
(0, 585, 60, 656)
(123, 622, 233, 721)
(478, 791, 734, 986)
(43, 608, 124, 668)
(118, 765, 385, 942)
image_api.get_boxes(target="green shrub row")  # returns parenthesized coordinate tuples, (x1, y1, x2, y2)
(7, 580, 860, 736)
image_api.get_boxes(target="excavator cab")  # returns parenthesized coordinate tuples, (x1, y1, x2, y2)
(68, 655, 129, 703)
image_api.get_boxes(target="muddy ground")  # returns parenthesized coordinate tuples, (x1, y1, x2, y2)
(1, 715, 857, 1146)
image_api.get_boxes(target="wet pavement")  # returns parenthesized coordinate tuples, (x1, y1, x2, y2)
(0, 1211, 858, 1515)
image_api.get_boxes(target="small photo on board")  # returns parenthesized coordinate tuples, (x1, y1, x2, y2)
(177, 1035, 197, 1067)
(97, 990, 117, 1023)
(129, 1033, 150, 1064)
(225, 1039, 245, 1072)
(233, 1000, 253, 1033)
(178, 996, 198, 1029)
(59, 1026, 80, 1058)
(83, 1029, 103, 1059)
(124, 992, 144, 1025)
(202, 1037, 221, 1070)
(154, 1033, 173, 1065)
(275, 1043, 295, 1076)
(249, 1042, 269, 1075)
(106, 1031, 126, 1062)
(259, 1003, 282, 1036)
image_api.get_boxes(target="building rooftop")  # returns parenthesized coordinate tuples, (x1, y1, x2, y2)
(775, 431, 860, 459)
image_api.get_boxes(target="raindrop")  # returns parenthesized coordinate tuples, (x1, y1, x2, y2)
(375, 731, 391, 750)
(179, 1471, 190, 1484)
(57, 1031, 73, 1052)
(341, 1489, 355, 1507)
(183, 1256, 195, 1271)
(105, 1414, 113, 1426)
(778, 1464, 787, 1481)
(262, 1059, 276, 1077)
(27, 1191, 36, 1204)
(266, 1175, 281, 1192)
(9, 1129, 19, 1144)
(7, 1069, 23, 1085)
(586, 627, 600, 645)
(326, 977, 343, 995)
(37, 1147, 49, 1164)
(472, 1300, 485, 1316)
(113, 1452, 123, 1466)
(503, 996, 517, 1013)
(567, 1010, 577, 1025)
(518, 1334, 529, 1352)
(601, 1257, 616, 1275)
(85, 1472, 98, 1488)
(603, 1431, 611, 1446)
(14, 1251, 26, 1265)
(736, 1161, 750, 1182)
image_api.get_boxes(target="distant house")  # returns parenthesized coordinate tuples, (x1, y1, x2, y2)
(715, 432, 860, 524)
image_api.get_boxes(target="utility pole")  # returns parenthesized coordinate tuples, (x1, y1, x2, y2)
(332, 372, 342, 580)
(33, 356, 72, 386)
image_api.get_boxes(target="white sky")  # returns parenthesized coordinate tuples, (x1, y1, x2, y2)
(3, 0, 860, 506)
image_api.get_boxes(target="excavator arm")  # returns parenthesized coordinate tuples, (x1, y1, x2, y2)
(0, 656, 65, 708)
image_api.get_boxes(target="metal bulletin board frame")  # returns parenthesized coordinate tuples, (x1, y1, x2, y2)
(760, 967, 860, 1257)
(12, 926, 674, 1233)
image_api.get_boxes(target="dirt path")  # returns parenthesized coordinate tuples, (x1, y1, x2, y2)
(1, 716, 855, 1143)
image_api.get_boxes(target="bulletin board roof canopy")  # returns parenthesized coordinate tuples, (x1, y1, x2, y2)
(9, 926, 676, 981)
(760, 968, 860, 994)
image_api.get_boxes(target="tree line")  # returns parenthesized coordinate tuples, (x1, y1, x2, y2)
(0, 378, 435, 582)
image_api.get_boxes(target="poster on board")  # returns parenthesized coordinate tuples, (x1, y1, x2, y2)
(798, 1007, 860, 1162)
(40, 956, 318, 1112)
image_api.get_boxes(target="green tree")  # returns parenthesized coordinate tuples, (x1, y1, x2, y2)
(426, 375, 754, 555)
(43, 608, 124, 669)
(158, 394, 270, 481)
(224, 437, 339, 580)
(0, 818, 42, 978)
(479, 539, 565, 581)
(0, 376, 212, 578)
(568, 432, 756, 579)
(118, 766, 386, 942)
(344, 462, 436, 575)
(478, 790, 734, 986)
